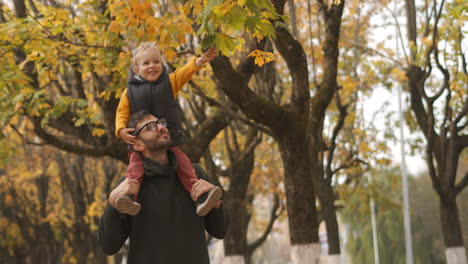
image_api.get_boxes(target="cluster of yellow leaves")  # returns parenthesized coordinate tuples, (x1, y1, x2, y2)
(247, 49, 276, 67)
(108, 0, 193, 59)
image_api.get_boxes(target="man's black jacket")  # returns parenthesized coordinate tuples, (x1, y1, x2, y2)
(98, 151, 229, 264)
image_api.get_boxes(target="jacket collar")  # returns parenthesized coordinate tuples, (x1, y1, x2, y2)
(141, 150, 177, 177)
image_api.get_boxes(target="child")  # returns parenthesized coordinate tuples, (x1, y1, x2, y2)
(115, 42, 221, 216)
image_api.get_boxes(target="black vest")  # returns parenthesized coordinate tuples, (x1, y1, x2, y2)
(127, 67, 184, 145)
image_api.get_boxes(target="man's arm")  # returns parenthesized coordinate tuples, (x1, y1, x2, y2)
(192, 164, 230, 239)
(97, 177, 132, 255)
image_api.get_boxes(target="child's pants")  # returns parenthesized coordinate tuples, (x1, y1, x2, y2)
(126, 146, 197, 196)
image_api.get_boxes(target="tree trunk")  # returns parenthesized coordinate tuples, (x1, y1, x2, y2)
(317, 179, 340, 254)
(277, 134, 319, 262)
(439, 196, 468, 264)
(223, 195, 248, 264)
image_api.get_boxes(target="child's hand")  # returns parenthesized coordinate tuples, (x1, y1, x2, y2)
(195, 47, 217, 67)
(119, 128, 136, 145)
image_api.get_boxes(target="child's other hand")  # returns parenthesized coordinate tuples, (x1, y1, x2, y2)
(119, 128, 136, 145)
(195, 47, 217, 67)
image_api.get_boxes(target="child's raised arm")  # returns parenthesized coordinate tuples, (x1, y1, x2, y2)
(195, 47, 217, 68)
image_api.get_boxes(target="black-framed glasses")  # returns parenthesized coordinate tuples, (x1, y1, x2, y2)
(133, 119, 167, 137)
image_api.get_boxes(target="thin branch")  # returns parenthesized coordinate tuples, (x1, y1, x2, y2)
(0, 2, 8, 23)
(455, 171, 468, 195)
(431, 0, 449, 97)
(29, 14, 120, 51)
(307, 0, 318, 87)
(230, 124, 241, 156)
(425, 108, 442, 195)
(189, 82, 273, 136)
(30, 117, 125, 161)
(224, 128, 235, 164)
(9, 124, 46, 146)
(383, 4, 410, 64)
(201, 150, 223, 188)
(247, 194, 283, 253)
(350, 42, 401, 65)
(27, 0, 40, 17)
(422, 0, 435, 38)
(332, 157, 369, 176)
(325, 92, 348, 182)
(455, 94, 468, 125)
(458, 27, 468, 76)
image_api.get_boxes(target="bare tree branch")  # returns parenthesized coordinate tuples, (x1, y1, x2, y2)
(29, 14, 120, 50)
(0, 1, 8, 23)
(383, 4, 410, 64)
(306, 0, 318, 87)
(455, 171, 468, 195)
(325, 92, 348, 182)
(189, 81, 273, 136)
(454, 88, 468, 125)
(425, 109, 442, 195)
(27, 0, 40, 17)
(458, 27, 468, 75)
(247, 194, 283, 253)
(31, 117, 126, 161)
(9, 124, 46, 146)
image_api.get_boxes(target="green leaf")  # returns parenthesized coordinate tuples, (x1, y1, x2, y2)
(76, 99, 88, 108)
(214, 33, 237, 56)
(74, 117, 85, 127)
(227, 5, 246, 31)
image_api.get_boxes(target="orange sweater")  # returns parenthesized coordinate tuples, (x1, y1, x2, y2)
(115, 58, 201, 137)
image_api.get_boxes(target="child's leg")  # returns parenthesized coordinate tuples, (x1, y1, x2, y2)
(170, 146, 221, 216)
(115, 151, 143, 215)
(126, 150, 145, 190)
(170, 146, 196, 193)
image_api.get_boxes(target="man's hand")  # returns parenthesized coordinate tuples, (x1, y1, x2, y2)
(119, 128, 136, 145)
(195, 47, 217, 68)
(109, 178, 140, 208)
(190, 179, 222, 209)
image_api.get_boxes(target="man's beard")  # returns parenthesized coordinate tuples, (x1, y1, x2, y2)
(141, 136, 173, 152)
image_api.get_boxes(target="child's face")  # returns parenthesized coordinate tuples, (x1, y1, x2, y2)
(134, 48, 163, 82)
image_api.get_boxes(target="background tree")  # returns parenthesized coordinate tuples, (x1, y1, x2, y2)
(401, 0, 467, 262)
(341, 169, 448, 264)
(191, 0, 346, 261)
(0, 124, 121, 263)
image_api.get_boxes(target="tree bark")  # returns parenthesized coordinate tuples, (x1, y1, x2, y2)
(315, 176, 340, 254)
(439, 197, 464, 248)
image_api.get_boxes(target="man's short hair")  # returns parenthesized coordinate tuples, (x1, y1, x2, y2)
(127, 110, 154, 131)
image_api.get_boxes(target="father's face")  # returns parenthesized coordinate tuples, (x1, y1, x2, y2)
(135, 115, 172, 152)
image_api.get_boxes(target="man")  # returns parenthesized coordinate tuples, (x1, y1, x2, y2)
(98, 111, 229, 264)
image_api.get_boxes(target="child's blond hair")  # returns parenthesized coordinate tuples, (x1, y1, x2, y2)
(131, 42, 161, 71)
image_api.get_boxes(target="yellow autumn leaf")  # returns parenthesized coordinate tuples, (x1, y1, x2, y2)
(391, 67, 407, 82)
(247, 49, 276, 67)
(108, 21, 121, 33)
(92, 128, 106, 137)
(4, 194, 13, 206)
